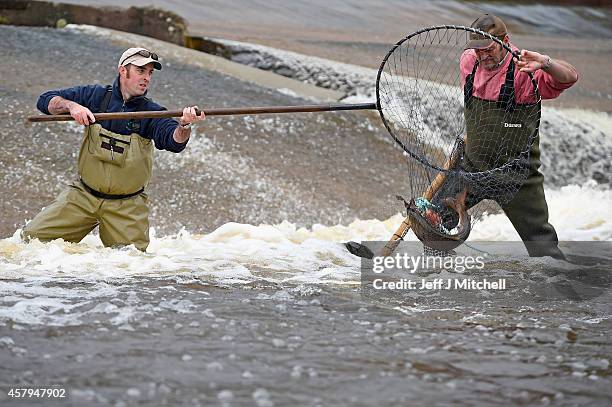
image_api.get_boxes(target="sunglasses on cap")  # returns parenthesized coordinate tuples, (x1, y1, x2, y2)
(120, 49, 159, 66)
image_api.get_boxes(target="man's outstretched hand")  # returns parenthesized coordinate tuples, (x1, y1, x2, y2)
(517, 49, 550, 73)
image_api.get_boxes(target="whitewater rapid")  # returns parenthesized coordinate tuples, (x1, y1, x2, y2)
(2, 25, 610, 284)
(1, 181, 609, 286)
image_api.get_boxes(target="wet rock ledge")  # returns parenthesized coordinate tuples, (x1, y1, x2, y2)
(0, 0, 187, 45)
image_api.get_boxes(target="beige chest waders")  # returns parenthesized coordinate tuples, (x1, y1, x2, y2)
(78, 124, 153, 196)
(23, 120, 155, 251)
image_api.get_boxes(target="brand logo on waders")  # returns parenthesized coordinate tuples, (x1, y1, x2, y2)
(503, 122, 522, 128)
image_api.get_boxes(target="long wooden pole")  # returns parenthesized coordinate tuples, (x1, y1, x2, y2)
(26, 103, 378, 122)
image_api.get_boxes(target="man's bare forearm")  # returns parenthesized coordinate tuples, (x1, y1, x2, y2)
(173, 125, 191, 144)
(47, 96, 78, 114)
(546, 58, 578, 84)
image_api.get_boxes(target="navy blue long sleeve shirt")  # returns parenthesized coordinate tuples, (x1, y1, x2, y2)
(37, 76, 187, 153)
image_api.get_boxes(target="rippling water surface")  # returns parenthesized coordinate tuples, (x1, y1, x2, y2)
(1, 2, 611, 404)
(1, 216, 611, 405)
(57, 0, 612, 38)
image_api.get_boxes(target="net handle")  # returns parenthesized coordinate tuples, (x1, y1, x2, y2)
(379, 147, 462, 257)
(26, 103, 378, 122)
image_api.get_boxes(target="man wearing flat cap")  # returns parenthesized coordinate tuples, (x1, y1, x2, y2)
(459, 14, 579, 258)
(23, 47, 205, 251)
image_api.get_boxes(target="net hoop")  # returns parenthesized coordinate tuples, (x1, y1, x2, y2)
(375, 25, 542, 177)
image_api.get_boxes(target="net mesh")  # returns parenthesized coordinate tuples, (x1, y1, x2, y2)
(376, 26, 541, 246)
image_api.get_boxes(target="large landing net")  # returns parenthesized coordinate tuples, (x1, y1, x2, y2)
(376, 26, 541, 251)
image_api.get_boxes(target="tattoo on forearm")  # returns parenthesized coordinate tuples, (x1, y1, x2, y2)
(173, 125, 191, 143)
(48, 96, 74, 114)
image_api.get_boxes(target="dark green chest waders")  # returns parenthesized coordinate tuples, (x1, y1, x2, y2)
(463, 59, 540, 195)
(436, 59, 564, 258)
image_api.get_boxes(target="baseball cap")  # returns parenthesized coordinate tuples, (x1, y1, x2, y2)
(466, 14, 507, 49)
(118, 47, 162, 70)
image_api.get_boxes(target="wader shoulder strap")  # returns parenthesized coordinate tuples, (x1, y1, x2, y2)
(98, 85, 113, 113)
(95, 85, 113, 129)
(497, 59, 517, 112)
(463, 61, 479, 109)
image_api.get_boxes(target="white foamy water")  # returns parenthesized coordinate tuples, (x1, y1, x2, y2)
(472, 182, 612, 241)
(3, 28, 610, 291)
(1, 182, 609, 286)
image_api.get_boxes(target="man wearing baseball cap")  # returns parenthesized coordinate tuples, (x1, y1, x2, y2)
(23, 47, 205, 251)
(457, 14, 578, 259)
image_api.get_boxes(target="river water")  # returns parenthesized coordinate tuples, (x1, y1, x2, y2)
(1, 1, 611, 405)
(1, 230, 611, 406)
